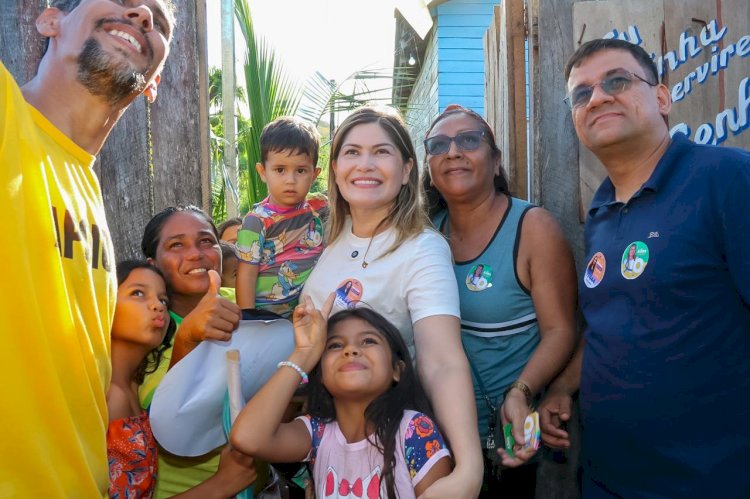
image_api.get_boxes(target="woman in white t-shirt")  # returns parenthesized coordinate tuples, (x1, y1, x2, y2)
(303, 106, 482, 497)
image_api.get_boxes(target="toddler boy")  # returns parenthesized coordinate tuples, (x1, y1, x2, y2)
(235, 117, 327, 317)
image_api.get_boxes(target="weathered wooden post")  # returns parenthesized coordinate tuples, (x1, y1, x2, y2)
(484, 0, 529, 200)
(221, 0, 239, 218)
(0, 1, 48, 82)
(528, 2, 583, 498)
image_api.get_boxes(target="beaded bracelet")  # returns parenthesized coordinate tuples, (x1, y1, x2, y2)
(277, 361, 309, 385)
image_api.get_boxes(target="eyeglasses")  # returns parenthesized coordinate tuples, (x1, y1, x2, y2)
(564, 70, 656, 109)
(424, 130, 486, 156)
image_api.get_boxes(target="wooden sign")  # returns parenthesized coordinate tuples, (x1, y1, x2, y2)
(572, 0, 750, 215)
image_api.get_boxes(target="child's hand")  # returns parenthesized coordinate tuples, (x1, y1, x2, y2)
(292, 294, 334, 371)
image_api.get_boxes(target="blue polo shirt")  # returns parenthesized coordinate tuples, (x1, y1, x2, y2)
(579, 133, 750, 498)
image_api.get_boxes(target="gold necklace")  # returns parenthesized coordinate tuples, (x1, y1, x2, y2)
(351, 237, 375, 268)
(361, 237, 375, 268)
(351, 218, 387, 269)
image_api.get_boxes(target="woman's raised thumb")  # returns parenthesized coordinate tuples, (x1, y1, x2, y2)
(207, 269, 222, 296)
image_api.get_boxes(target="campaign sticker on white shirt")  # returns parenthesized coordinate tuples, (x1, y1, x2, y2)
(621, 241, 649, 280)
(466, 264, 493, 291)
(584, 252, 606, 288)
(334, 278, 363, 310)
(299, 217, 323, 249)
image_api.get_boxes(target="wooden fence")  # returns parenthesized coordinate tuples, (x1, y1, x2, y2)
(0, 0, 210, 260)
(484, 0, 528, 200)
(487, 3, 583, 497)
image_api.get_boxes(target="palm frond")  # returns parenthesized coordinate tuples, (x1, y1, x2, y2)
(297, 66, 402, 127)
(209, 3, 421, 217)
(233, 0, 304, 207)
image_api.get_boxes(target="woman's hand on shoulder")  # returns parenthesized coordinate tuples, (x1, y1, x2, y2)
(413, 316, 483, 499)
(179, 270, 241, 344)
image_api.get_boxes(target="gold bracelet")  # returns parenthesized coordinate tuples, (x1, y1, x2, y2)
(505, 380, 533, 406)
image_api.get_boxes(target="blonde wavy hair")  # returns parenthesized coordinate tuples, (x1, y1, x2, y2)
(327, 106, 430, 258)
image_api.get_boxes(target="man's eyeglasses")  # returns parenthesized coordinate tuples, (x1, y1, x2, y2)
(424, 130, 486, 155)
(564, 70, 656, 109)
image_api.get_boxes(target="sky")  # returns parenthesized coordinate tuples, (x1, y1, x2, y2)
(206, 0, 399, 88)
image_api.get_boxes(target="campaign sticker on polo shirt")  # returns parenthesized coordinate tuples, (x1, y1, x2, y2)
(621, 241, 649, 280)
(334, 278, 363, 309)
(299, 217, 323, 249)
(466, 264, 493, 291)
(583, 252, 606, 288)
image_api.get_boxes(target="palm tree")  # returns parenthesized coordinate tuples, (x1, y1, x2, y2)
(298, 68, 409, 131)
(209, 0, 303, 220)
(234, 0, 302, 213)
(209, 1, 418, 220)
(208, 67, 248, 222)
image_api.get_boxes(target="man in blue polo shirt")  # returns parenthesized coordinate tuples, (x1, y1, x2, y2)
(538, 38, 750, 497)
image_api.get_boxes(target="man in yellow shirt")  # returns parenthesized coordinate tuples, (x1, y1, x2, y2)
(0, 1, 174, 496)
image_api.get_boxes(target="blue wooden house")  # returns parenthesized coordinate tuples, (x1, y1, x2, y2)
(393, 0, 500, 158)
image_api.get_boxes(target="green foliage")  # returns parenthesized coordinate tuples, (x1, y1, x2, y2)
(209, 67, 250, 222)
(235, 0, 303, 209)
(310, 139, 330, 194)
(210, 0, 305, 223)
(208, 2, 417, 224)
(208, 67, 227, 222)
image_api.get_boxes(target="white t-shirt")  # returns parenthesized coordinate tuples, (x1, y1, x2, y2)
(303, 220, 460, 359)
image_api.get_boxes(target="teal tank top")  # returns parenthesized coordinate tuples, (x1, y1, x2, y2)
(435, 196, 540, 442)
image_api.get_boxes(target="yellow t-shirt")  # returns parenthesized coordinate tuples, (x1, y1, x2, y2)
(0, 62, 116, 496)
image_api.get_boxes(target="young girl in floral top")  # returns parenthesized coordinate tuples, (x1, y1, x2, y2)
(107, 261, 172, 498)
(231, 297, 452, 498)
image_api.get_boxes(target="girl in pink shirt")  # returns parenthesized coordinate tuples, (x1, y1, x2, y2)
(231, 297, 452, 498)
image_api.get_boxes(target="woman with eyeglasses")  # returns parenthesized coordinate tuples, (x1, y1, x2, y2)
(424, 105, 577, 498)
(303, 106, 484, 498)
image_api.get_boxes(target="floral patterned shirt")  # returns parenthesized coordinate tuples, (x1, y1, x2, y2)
(107, 412, 157, 498)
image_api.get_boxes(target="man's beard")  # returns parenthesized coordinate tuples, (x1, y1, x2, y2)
(77, 37, 148, 105)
